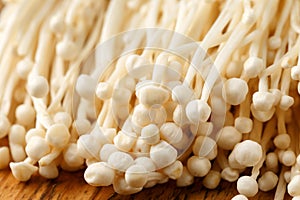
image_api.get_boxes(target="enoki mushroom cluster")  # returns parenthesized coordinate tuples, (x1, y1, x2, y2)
(1, 0, 300, 199)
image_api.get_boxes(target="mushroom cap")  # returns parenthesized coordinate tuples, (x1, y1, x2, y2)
(237, 176, 258, 197)
(84, 162, 115, 186)
(222, 78, 248, 105)
(234, 140, 263, 167)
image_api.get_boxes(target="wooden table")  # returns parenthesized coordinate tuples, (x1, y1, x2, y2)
(0, 169, 288, 200)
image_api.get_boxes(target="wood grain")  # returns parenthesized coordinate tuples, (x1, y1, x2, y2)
(0, 169, 291, 200)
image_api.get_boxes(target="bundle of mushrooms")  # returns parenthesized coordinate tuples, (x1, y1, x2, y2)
(1, 0, 300, 199)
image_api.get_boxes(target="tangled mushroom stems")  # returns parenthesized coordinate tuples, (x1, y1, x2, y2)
(1, 0, 300, 199)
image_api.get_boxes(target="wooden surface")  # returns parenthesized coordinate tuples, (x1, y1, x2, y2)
(0, 169, 290, 200)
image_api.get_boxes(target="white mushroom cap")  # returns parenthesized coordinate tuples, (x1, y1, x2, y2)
(237, 176, 258, 197)
(49, 13, 65, 34)
(265, 152, 278, 170)
(10, 162, 38, 182)
(84, 162, 115, 186)
(252, 91, 276, 112)
(243, 57, 264, 79)
(73, 119, 91, 136)
(63, 143, 84, 168)
(234, 117, 253, 134)
(250, 105, 276, 122)
(99, 144, 118, 162)
(15, 104, 36, 126)
(222, 78, 248, 105)
(26, 75, 49, 98)
(281, 150, 296, 166)
(137, 85, 169, 107)
(176, 167, 194, 187)
(173, 104, 190, 126)
(16, 58, 34, 80)
(150, 140, 177, 169)
(46, 124, 70, 148)
(96, 82, 113, 100)
(203, 170, 221, 189)
(25, 136, 51, 161)
(187, 156, 211, 177)
(233, 140, 263, 167)
(75, 74, 97, 100)
(279, 95, 294, 111)
(54, 112, 72, 128)
(273, 133, 291, 150)
(268, 36, 282, 50)
(186, 99, 211, 124)
(216, 126, 242, 150)
(56, 40, 79, 61)
(258, 171, 278, 192)
(134, 157, 156, 172)
(108, 151, 134, 172)
(160, 122, 183, 145)
(192, 135, 217, 160)
(141, 124, 160, 145)
(288, 175, 300, 197)
(125, 164, 148, 188)
(132, 104, 151, 127)
(113, 131, 136, 152)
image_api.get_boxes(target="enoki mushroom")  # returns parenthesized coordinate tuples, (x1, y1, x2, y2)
(1, 0, 300, 199)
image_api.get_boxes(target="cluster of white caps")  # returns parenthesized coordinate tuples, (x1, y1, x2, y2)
(1, 0, 300, 199)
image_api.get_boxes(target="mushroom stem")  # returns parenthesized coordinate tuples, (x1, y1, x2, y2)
(0, 0, 42, 59)
(277, 109, 287, 134)
(17, 0, 56, 56)
(268, 0, 293, 50)
(47, 9, 104, 112)
(0, 47, 14, 102)
(100, 0, 127, 43)
(274, 166, 288, 200)
(251, 117, 277, 179)
(201, 20, 259, 102)
(32, 16, 55, 78)
(1, 67, 20, 116)
(249, 119, 263, 143)
(183, 0, 240, 87)
(291, 0, 300, 34)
